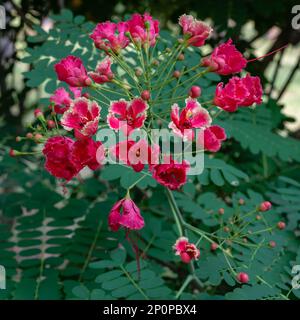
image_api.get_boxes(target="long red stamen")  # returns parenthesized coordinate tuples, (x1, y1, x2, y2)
(247, 44, 288, 63)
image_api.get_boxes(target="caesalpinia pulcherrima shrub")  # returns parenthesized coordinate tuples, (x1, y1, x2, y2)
(10, 13, 285, 285)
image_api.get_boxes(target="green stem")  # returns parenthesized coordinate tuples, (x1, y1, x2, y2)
(120, 265, 149, 300)
(175, 275, 193, 299)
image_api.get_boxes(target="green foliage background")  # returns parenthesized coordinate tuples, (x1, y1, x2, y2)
(0, 8, 300, 300)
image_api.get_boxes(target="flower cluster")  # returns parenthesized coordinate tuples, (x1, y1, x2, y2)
(12, 13, 264, 264)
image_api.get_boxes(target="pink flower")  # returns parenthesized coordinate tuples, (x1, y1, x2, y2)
(110, 139, 160, 172)
(107, 98, 148, 135)
(108, 198, 145, 232)
(198, 125, 227, 152)
(42, 136, 79, 181)
(151, 157, 190, 190)
(49, 87, 82, 114)
(169, 98, 212, 141)
(89, 57, 114, 84)
(127, 13, 159, 46)
(179, 14, 212, 47)
(202, 39, 247, 75)
(61, 98, 101, 139)
(90, 21, 129, 54)
(173, 237, 200, 263)
(54, 56, 91, 87)
(214, 74, 263, 112)
(71, 138, 103, 171)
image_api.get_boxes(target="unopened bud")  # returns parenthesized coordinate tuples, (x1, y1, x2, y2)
(47, 120, 56, 129)
(141, 90, 151, 101)
(177, 53, 185, 61)
(34, 133, 43, 143)
(135, 67, 143, 77)
(173, 70, 181, 79)
(26, 133, 33, 139)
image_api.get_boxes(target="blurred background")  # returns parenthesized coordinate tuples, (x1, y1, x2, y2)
(0, 0, 300, 140)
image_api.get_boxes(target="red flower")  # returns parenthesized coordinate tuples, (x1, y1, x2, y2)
(54, 56, 91, 87)
(108, 198, 145, 232)
(202, 39, 247, 75)
(173, 237, 200, 263)
(198, 125, 227, 152)
(49, 87, 82, 114)
(89, 57, 114, 84)
(42, 136, 79, 181)
(71, 138, 103, 171)
(107, 98, 148, 135)
(61, 98, 101, 139)
(110, 139, 160, 172)
(169, 98, 211, 141)
(127, 13, 159, 46)
(179, 14, 212, 47)
(214, 74, 263, 112)
(151, 157, 190, 190)
(90, 21, 129, 54)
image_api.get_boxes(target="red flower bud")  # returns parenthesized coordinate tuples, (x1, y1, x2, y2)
(188, 85, 201, 98)
(177, 53, 185, 61)
(211, 243, 218, 251)
(238, 198, 245, 205)
(34, 108, 43, 118)
(173, 70, 181, 79)
(9, 149, 17, 157)
(141, 90, 151, 101)
(26, 133, 33, 139)
(218, 208, 224, 215)
(34, 133, 43, 143)
(277, 221, 286, 230)
(259, 201, 272, 212)
(269, 241, 276, 248)
(47, 120, 56, 129)
(237, 272, 249, 283)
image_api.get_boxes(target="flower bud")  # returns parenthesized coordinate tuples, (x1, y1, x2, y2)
(141, 90, 151, 101)
(135, 67, 143, 77)
(16, 136, 21, 142)
(47, 120, 56, 129)
(34, 108, 44, 120)
(218, 208, 224, 215)
(9, 149, 18, 157)
(188, 85, 201, 98)
(211, 243, 218, 251)
(239, 198, 245, 205)
(259, 201, 272, 212)
(237, 272, 249, 283)
(177, 53, 185, 61)
(277, 221, 286, 230)
(26, 133, 33, 139)
(269, 241, 276, 248)
(34, 133, 43, 143)
(173, 70, 181, 79)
